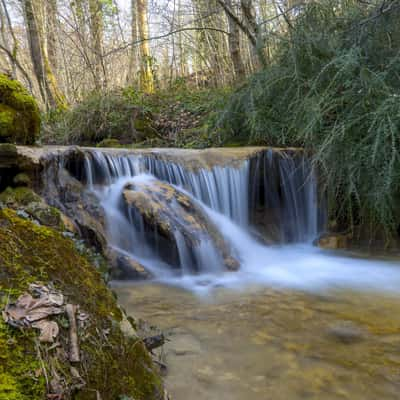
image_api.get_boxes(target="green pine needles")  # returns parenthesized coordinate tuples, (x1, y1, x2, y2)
(219, 0, 400, 242)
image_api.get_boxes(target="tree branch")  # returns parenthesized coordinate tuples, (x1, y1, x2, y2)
(216, 0, 257, 45)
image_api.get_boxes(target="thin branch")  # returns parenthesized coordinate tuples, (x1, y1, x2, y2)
(0, 44, 33, 90)
(102, 26, 230, 58)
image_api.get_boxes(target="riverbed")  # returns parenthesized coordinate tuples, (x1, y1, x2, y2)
(115, 281, 400, 400)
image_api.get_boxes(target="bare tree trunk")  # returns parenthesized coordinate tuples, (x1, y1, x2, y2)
(23, 0, 65, 109)
(240, 0, 265, 67)
(0, 0, 16, 78)
(177, 0, 186, 77)
(0, 0, 33, 88)
(128, 0, 139, 84)
(217, 0, 265, 68)
(225, 0, 245, 80)
(137, 0, 154, 93)
(45, 0, 58, 71)
(88, 0, 105, 89)
(72, 0, 86, 36)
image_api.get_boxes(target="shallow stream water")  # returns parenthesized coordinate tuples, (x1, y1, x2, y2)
(115, 276, 400, 400)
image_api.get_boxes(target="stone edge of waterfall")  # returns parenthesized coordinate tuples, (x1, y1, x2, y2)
(15, 145, 305, 171)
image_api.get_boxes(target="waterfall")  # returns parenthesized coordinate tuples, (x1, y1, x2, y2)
(76, 149, 323, 276)
(249, 149, 323, 243)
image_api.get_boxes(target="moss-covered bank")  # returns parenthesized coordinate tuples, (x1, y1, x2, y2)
(0, 207, 163, 400)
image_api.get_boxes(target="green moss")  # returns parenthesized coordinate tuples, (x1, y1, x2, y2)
(0, 187, 41, 207)
(0, 74, 40, 144)
(0, 104, 16, 135)
(13, 173, 31, 187)
(97, 138, 122, 148)
(0, 208, 163, 399)
(0, 143, 17, 155)
(0, 319, 46, 400)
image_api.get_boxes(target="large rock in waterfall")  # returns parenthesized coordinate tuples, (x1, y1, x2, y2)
(122, 177, 240, 272)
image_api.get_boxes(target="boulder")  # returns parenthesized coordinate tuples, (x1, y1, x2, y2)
(107, 248, 153, 280)
(41, 160, 108, 252)
(0, 74, 40, 145)
(122, 178, 240, 272)
(317, 233, 349, 250)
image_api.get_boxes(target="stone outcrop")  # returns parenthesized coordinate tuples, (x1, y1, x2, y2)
(41, 155, 108, 252)
(123, 178, 240, 271)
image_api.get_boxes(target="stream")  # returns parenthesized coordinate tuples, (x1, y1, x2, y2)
(115, 279, 400, 400)
(77, 148, 400, 399)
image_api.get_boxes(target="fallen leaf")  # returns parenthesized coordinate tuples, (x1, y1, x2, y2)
(32, 320, 60, 343)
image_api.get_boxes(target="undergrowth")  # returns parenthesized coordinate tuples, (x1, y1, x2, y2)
(42, 84, 229, 148)
(218, 0, 400, 241)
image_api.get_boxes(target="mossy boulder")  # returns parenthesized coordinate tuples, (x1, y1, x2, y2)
(0, 208, 163, 400)
(12, 172, 31, 187)
(0, 74, 40, 145)
(0, 186, 41, 207)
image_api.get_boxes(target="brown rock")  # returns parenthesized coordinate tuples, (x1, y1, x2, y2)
(122, 178, 240, 272)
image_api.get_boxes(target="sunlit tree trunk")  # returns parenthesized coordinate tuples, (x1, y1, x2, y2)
(177, 0, 186, 77)
(137, 0, 154, 93)
(46, 0, 58, 71)
(23, 0, 65, 109)
(89, 0, 105, 89)
(128, 0, 139, 84)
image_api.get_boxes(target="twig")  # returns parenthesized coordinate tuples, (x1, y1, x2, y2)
(35, 339, 50, 391)
(66, 304, 80, 362)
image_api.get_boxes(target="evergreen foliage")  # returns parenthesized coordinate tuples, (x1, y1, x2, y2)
(218, 0, 400, 240)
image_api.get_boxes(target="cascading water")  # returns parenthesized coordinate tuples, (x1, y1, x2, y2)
(249, 149, 322, 243)
(59, 147, 400, 294)
(145, 157, 250, 227)
(76, 149, 324, 279)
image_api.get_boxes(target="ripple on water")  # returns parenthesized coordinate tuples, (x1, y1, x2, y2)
(113, 282, 400, 400)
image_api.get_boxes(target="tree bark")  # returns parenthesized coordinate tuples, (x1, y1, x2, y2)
(137, 0, 154, 93)
(88, 0, 105, 89)
(23, 0, 65, 109)
(45, 0, 58, 71)
(128, 0, 139, 83)
(240, 0, 265, 67)
(225, 0, 245, 80)
(0, 0, 17, 78)
(217, 0, 265, 68)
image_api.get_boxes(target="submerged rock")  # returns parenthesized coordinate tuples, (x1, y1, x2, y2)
(317, 233, 349, 250)
(107, 248, 153, 280)
(327, 321, 366, 344)
(122, 178, 240, 272)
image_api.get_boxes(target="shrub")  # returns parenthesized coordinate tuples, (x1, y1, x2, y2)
(218, 0, 400, 240)
(42, 89, 157, 146)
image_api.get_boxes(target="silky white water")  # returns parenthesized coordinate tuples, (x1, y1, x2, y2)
(82, 150, 400, 295)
